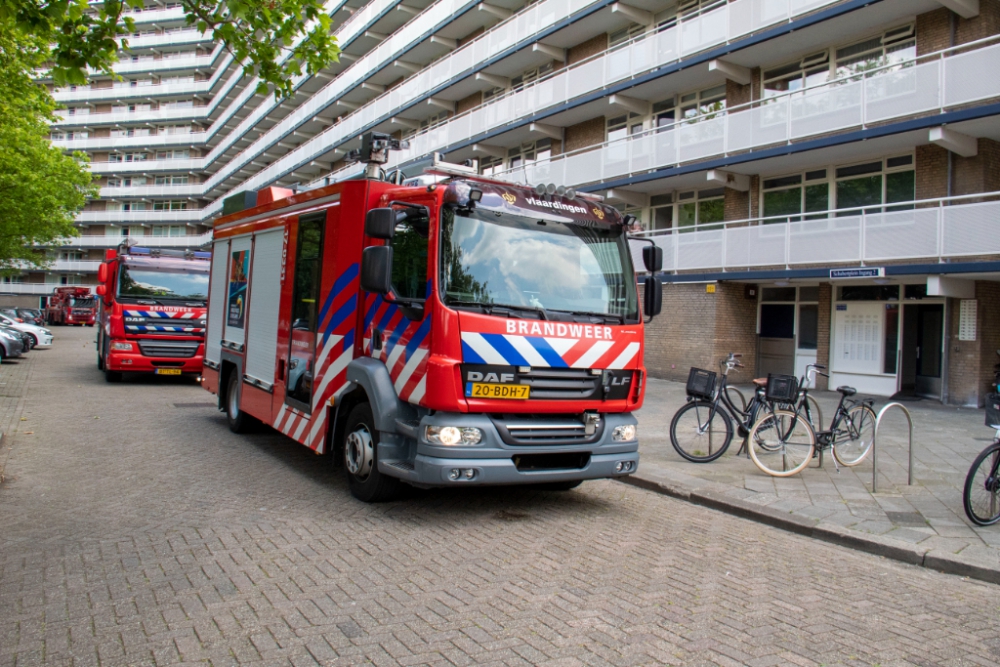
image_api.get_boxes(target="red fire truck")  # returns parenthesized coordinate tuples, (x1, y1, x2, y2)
(95, 243, 211, 382)
(46, 287, 97, 326)
(202, 133, 662, 502)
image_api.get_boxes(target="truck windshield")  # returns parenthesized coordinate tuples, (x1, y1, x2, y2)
(68, 297, 95, 308)
(440, 207, 638, 322)
(118, 264, 209, 302)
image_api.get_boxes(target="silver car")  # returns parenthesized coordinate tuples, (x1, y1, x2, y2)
(0, 325, 25, 361)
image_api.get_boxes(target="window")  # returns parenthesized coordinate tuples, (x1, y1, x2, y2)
(676, 188, 725, 231)
(507, 139, 551, 171)
(835, 155, 913, 213)
(156, 150, 190, 160)
(680, 85, 726, 121)
(606, 112, 645, 142)
(479, 155, 503, 177)
(151, 225, 188, 237)
(609, 23, 645, 49)
(650, 194, 673, 231)
(484, 63, 554, 102)
(838, 285, 899, 301)
(158, 125, 193, 135)
(763, 51, 831, 98)
(390, 206, 430, 301)
(401, 111, 449, 139)
(154, 175, 189, 185)
(160, 100, 194, 110)
(835, 25, 915, 79)
(153, 201, 189, 211)
(286, 213, 325, 410)
(112, 103, 151, 113)
(762, 170, 829, 222)
(111, 128, 150, 138)
(798, 305, 819, 350)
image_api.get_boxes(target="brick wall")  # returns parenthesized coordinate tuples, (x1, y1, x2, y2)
(953, 139, 1000, 196)
(726, 79, 751, 107)
(948, 296, 980, 406)
(456, 91, 482, 115)
(563, 117, 605, 153)
(918, 3, 1000, 57)
(643, 282, 757, 383)
(568, 34, 608, 66)
(458, 27, 484, 47)
(915, 143, 949, 201)
(724, 187, 750, 221)
(815, 283, 832, 390)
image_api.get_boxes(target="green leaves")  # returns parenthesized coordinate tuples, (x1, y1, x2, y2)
(3, 1, 340, 99)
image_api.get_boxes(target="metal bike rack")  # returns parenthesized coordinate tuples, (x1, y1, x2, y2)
(871, 402, 915, 493)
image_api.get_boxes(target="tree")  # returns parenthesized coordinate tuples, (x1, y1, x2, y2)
(0, 25, 96, 273)
(1, 1, 340, 99)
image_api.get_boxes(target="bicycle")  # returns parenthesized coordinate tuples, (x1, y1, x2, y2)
(746, 374, 877, 477)
(670, 353, 777, 463)
(962, 394, 1000, 526)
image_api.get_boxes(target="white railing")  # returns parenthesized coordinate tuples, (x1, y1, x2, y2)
(628, 192, 1000, 273)
(77, 210, 203, 223)
(90, 158, 202, 174)
(0, 283, 95, 295)
(55, 233, 212, 248)
(500, 38, 1000, 188)
(49, 260, 103, 272)
(100, 183, 204, 198)
(54, 105, 208, 127)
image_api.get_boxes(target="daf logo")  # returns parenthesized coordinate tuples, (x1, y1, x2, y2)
(468, 371, 515, 383)
(501, 193, 516, 205)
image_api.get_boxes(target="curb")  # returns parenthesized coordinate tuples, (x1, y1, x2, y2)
(619, 475, 1000, 586)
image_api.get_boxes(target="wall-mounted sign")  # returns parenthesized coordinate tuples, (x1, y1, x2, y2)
(830, 267, 885, 280)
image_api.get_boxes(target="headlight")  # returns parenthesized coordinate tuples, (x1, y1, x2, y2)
(111, 342, 134, 351)
(41, 329, 52, 335)
(612, 424, 637, 442)
(425, 425, 483, 446)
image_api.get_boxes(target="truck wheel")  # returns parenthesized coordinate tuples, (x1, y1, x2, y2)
(96, 334, 104, 370)
(105, 368, 122, 383)
(225, 372, 255, 433)
(343, 403, 403, 503)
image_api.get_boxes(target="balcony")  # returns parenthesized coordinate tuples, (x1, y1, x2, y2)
(58, 233, 212, 248)
(0, 283, 96, 295)
(48, 260, 103, 273)
(628, 193, 1000, 274)
(76, 210, 203, 224)
(90, 158, 203, 175)
(53, 105, 209, 128)
(100, 183, 203, 198)
(55, 129, 207, 152)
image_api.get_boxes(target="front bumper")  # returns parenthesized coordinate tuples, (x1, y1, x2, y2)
(34, 334, 53, 348)
(378, 411, 639, 487)
(106, 342, 204, 374)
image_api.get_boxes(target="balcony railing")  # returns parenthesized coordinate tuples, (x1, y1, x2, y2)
(628, 192, 1000, 274)
(497, 37, 1000, 188)
(0, 283, 96, 295)
(57, 233, 212, 248)
(76, 210, 203, 223)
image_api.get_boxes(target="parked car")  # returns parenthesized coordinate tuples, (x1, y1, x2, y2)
(0, 307, 22, 322)
(0, 314, 52, 349)
(17, 309, 44, 326)
(0, 326, 25, 360)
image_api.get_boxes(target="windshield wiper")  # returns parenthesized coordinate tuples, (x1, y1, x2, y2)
(134, 299, 163, 305)
(548, 309, 625, 324)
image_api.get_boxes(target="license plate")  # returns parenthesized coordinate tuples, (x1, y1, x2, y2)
(156, 368, 182, 375)
(465, 382, 530, 400)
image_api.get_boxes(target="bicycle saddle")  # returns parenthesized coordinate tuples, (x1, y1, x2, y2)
(837, 386, 857, 396)
(752, 378, 767, 386)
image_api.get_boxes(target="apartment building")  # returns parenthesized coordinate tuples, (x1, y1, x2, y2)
(36, 0, 1000, 404)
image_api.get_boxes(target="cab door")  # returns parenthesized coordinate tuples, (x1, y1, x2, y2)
(284, 212, 326, 412)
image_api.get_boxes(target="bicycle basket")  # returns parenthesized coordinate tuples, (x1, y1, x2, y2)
(765, 374, 799, 403)
(986, 392, 1000, 428)
(686, 367, 717, 400)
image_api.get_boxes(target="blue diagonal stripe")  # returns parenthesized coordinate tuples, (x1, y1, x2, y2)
(403, 317, 431, 361)
(318, 263, 359, 326)
(526, 337, 569, 368)
(462, 340, 487, 364)
(376, 304, 398, 332)
(323, 294, 357, 345)
(480, 334, 528, 366)
(383, 319, 409, 357)
(363, 295, 383, 330)
(342, 328, 355, 352)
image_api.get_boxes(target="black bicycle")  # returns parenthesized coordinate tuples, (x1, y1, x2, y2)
(669, 353, 775, 463)
(963, 395, 1000, 526)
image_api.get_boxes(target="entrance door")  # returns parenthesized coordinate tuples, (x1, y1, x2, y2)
(901, 303, 944, 399)
(285, 212, 325, 412)
(759, 304, 795, 377)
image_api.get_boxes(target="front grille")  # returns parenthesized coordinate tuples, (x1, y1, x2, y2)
(519, 368, 600, 400)
(125, 319, 203, 336)
(492, 414, 605, 446)
(137, 340, 199, 358)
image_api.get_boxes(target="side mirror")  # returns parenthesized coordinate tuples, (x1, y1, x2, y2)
(643, 276, 662, 320)
(642, 245, 663, 273)
(361, 245, 393, 294)
(97, 263, 108, 282)
(365, 208, 397, 240)
(96, 284, 106, 297)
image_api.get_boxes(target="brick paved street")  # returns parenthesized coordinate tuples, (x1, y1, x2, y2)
(2, 327, 1000, 666)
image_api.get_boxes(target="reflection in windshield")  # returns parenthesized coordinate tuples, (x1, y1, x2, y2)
(118, 265, 209, 301)
(440, 208, 638, 320)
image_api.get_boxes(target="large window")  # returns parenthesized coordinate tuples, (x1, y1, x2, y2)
(389, 207, 430, 301)
(677, 188, 725, 231)
(762, 170, 829, 222)
(286, 213, 325, 409)
(836, 155, 914, 213)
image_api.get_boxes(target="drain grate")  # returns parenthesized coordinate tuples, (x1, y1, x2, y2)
(885, 511, 926, 527)
(173, 402, 216, 408)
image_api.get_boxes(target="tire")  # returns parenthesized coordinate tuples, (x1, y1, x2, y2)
(105, 368, 122, 383)
(225, 372, 255, 434)
(963, 443, 1000, 526)
(832, 404, 877, 467)
(669, 400, 733, 462)
(27, 333, 38, 348)
(96, 333, 104, 370)
(343, 403, 403, 502)
(748, 409, 816, 477)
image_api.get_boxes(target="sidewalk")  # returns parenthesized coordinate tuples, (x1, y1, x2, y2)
(0, 351, 38, 482)
(631, 378, 1000, 583)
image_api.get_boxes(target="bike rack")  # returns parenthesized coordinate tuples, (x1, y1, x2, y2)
(871, 402, 915, 493)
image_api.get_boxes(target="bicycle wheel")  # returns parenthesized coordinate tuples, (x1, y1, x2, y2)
(670, 400, 734, 463)
(725, 386, 747, 413)
(748, 409, 816, 477)
(832, 404, 877, 467)
(963, 443, 1000, 526)
(747, 399, 781, 451)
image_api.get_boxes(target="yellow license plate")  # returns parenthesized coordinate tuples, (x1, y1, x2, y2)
(466, 382, 530, 400)
(156, 368, 182, 375)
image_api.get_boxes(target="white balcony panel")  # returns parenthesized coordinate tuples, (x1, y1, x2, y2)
(788, 217, 861, 265)
(942, 200, 1000, 256)
(680, 5, 727, 56)
(125, 30, 211, 50)
(100, 184, 203, 198)
(58, 233, 211, 248)
(676, 230, 724, 271)
(126, 6, 188, 24)
(864, 61, 941, 124)
(727, 225, 787, 268)
(91, 159, 203, 174)
(54, 133, 207, 152)
(944, 43, 1000, 106)
(54, 106, 208, 127)
(53, 80, 209, 103)
(863, 208, 941, 261)
(789, 80, 862, 139)
(50, 260, 102, 272)
(0, 283, 96, 295)
(77, 210, 203, 224)
(113, 53, 219, 76)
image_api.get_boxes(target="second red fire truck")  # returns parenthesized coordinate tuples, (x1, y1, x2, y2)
(46, 287, 97, 326)
(95, 243, 211, 382)
(202, 134, 662, 502)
